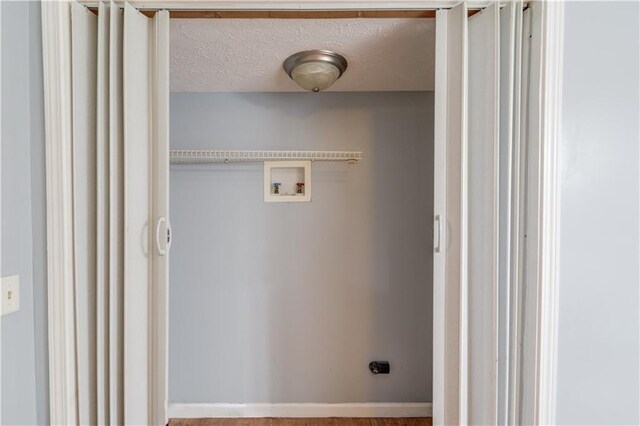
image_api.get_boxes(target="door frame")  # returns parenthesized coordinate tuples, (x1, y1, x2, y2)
(42, 2, 78, 424)
(42, 1, 564, 424)
(516, 1, 565, 424)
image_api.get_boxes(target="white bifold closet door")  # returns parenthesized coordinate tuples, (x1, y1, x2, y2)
(467, 4, 500, 425)
(69, 2, 170, 425)
(433, 3, 467, 425)
(122, 3, 170, 426)
(434, 2, 522, 425)
(71, 3, 98, 425)
(498, 3, 524, 424)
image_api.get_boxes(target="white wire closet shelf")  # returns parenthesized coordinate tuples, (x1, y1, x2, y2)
(170, 150, 363, 164)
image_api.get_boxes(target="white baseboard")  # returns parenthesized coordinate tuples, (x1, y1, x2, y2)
(169, 403, 432, 418)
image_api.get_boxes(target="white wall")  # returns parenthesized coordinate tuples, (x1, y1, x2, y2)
(169, 92, 434, 404)
(1, 2, 47, 424)
(555, 2, 640, 424)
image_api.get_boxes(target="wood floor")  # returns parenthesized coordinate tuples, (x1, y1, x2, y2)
(169, 418, 432, 426)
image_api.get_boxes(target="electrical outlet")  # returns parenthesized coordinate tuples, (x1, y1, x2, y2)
(1, 275, 20, 316)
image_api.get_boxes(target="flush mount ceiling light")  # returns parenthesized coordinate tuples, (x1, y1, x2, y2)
(283, 50, 348, 93)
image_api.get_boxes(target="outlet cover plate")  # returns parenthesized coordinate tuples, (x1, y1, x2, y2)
(1, 275, 20, 316)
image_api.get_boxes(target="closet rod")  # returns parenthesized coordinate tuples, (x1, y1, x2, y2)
(170, 149, 363, 164)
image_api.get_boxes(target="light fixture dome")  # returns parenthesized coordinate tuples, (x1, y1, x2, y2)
(283, 50, 348, 93)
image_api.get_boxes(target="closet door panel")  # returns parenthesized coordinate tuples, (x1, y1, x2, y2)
(108, 3, 124, 424)
(123, 3, 152, 424)
(434, 3, 467, 425)
(467, 4, 500, 425)
(520, 7, 539, 425)
(150, 10, 170, 426)
(95, 2, 111, 423)
(497, 7, 515, 423)
(498, 2, 524, 424)
(123, 6, 170, 425)
(71, 3, 98, 424)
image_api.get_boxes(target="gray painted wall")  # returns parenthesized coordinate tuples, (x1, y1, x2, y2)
(555, 2, 640, 424)
(28, 2, 49, 423)
(1, 1, 46, 424)
(169, 92, 433, 404)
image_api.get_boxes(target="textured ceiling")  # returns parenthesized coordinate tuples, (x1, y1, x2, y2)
(170, 18, 435, 92)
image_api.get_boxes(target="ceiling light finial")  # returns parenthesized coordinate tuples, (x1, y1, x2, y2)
(283, 50, 348, 93)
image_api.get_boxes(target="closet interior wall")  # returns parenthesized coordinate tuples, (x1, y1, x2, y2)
(168, 92, 435, 405)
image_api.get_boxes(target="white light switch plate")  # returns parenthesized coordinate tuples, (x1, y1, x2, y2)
(1, 275, 20, 316)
